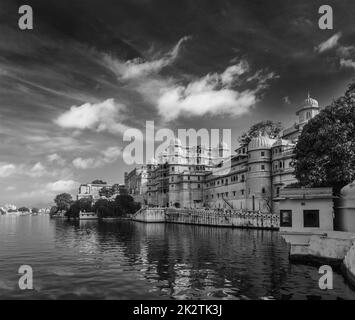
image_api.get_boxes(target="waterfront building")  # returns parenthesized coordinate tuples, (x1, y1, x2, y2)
(277, 187, 335, 232)
(125, 95, 321, 213)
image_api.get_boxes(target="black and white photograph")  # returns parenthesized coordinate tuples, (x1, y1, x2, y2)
(1, 0, 355, 305)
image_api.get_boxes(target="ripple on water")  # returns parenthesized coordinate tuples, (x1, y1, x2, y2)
(1, 216, 355, 300)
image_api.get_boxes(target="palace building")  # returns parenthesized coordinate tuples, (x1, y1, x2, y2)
(125, 95, 321, 213)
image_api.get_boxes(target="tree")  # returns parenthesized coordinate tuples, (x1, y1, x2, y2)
(99, 186, 115, 198)
(91, 179, 107, 185)
(49, 206, 58, 216)
(18, 207, 30, 212)
(115, 194, 141, 215)
(293, 83, 355, 195)
(66, 198, 93, 219)
(93, 199, 121, 218)
(238, 120, 283, 145)
(31, 208, 39, 214)
(54, 193, 73, 212)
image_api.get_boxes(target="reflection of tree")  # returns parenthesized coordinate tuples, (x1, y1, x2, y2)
(54, 219, 290, 299)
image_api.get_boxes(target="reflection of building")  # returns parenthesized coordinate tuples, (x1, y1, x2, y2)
(126, 96, 321, 213)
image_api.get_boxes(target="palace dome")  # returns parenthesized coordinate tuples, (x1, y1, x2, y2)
(248, 135, 276, 151)
(302, 95, 319, 108)
(341, 181, 355, 198)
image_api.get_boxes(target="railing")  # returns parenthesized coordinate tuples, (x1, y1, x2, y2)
(133, 207, 279, 229)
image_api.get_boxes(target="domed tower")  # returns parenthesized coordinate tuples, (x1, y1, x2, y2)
(296, 94, 320, 128)
(246, 134, 276, 212)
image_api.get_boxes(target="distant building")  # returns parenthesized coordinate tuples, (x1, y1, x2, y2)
(77, 183, 127, 202)
(126, 95, 321, 212)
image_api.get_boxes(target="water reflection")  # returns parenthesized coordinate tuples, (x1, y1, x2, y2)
(1, 215, 355, 300)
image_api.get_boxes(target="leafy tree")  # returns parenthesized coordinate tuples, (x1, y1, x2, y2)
(18, 207, 30, 212)
(93, 199, 122, 218)
(65, 198, 93, 219)
(49, 206, 58, 216)
(238, 120, 283, 145)
(54, 193, 73, 212)
(99, 186, 115, 198)
(115, 194, 141, 215)
(66, 201, 81, 219)
(293, 83, 355, 195)
(91, 179, 107, 185)
(31, 208, 39, 214)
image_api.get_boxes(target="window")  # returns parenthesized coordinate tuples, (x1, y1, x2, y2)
(303, 210, 320, 228)
(241, 190, 244, 195)
(198, 184, 201, 188)
(233, 191, 236, 196)
(276, 187, 280, 197)
(261, 165, 265, 170)
(280, 210, 292, 227)
(262, 187, 266, 194)
(261, 151, 265, 157)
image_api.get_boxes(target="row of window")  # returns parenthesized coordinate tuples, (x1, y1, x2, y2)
(280, 210, 320, 228)
(207, 175, 245, 187)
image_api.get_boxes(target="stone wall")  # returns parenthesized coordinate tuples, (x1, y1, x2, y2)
(344, 240, 355, 286)
(132, 207, 279, 230)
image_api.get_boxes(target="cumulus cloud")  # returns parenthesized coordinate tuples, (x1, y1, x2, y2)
(103, 36, 191, 79)
(28, 162, 47, 178)
(315, 32, 342, 53)
(47, 153, 66, 165)
(46, 180, 79, 193)
(55, 99, 129, 135)
(282, 96, 291, 105)
(72, 146, 122, 169)
(155, 62, 276, 121)
(340, 58, 355, 69)
(0, 163, 16, 178)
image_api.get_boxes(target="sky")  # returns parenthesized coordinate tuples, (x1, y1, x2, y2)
(0, 0, 355, 207)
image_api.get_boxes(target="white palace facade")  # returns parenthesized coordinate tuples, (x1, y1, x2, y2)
(125, 95, 321, 214)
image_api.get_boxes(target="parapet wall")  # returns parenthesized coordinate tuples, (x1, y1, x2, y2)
(132, 207, 280, 230)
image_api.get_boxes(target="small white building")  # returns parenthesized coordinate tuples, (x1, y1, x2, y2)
(276, 187, 335, 233)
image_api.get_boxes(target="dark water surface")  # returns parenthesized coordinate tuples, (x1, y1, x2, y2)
(1, 215, 355, 300)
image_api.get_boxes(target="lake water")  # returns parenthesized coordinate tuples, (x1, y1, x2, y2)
(1, 215, 355, 300)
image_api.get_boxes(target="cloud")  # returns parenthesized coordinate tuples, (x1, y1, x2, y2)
(315, 32, 342, 53)
(47, 153, 66, 166)
(103, 36, 191, 79)
(46, 180, 79, 193)
(0, 163, 16, 178)
(340, 59, 355, 69)
(155, 62, 276, 121)
(282, 96, 291, 105)
(6, 186, 16, 191)
(72, 146, 122, 169)
(27, 162, 47, 178)
(55, 99, 129, 135)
